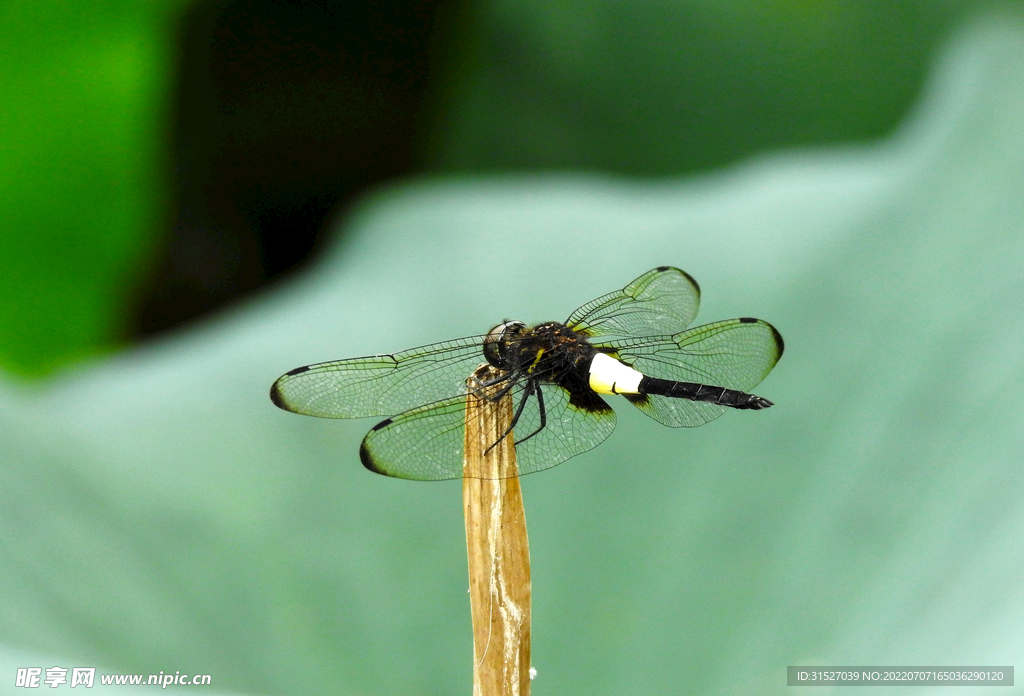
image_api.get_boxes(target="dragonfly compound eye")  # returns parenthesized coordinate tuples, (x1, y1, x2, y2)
(483, 320, 527, 369)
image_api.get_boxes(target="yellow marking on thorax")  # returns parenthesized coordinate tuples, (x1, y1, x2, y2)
(526, 349, 545, 373)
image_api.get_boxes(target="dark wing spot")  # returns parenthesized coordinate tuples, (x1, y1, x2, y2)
(269, 382, 288, 409)
(285, 365, 311, 376)
(623, 393, 650, 407)
(736, 317, 784, 357)
(770, 324, 785, 358)
(360, 419, 395, 474)
(659, 266, 701, 294)
(359, 438, 384, 473)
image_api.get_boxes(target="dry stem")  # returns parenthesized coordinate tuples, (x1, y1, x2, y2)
(463, 365, 531, 696)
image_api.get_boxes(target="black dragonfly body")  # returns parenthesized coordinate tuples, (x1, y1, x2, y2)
(271, 267, 783, 480)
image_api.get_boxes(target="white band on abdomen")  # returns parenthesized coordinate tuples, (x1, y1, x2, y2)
(588, 352, 643, 395)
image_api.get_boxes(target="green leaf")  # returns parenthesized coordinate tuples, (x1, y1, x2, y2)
(0, 1, 188, 375)
(1, 11, 1023, 696)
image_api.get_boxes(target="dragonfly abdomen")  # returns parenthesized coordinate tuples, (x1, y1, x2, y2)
(638, 376, 774, 410)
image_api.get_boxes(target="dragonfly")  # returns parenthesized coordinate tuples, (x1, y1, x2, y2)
(271, 266, 783, 481)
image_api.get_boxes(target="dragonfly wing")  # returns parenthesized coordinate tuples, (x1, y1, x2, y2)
(612, 318, 784, 428)
(565, 266, 700, 340)
(359, 380, 617, 480)
(359, 396, 470, 480)
(270, 335, 488, 418)
(614, 318, 783, 389)
(622, 393, 728, 428)
(513, 382, 617, 477)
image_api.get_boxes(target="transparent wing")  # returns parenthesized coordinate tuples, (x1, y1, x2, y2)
(610, 318, 784, 428)
(359, 380, 617, 481)
(270, 335, 490, 418)
(565, 266, 700, 340)
(514, 382, 617, 477)
(358, 396, 469, 480)
(623, 393, 728, 428)
(613, 318, 783, 388)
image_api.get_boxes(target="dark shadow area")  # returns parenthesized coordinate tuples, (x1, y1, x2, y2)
(129, 0, 964, 341)
(131, 0, 453, 337)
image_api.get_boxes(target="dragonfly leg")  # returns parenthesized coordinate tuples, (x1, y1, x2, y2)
(475, 370, 516, 388)
(484, 379, 534, 454)
(486, 374, 529, 406)
(469, 370, 519, 402)
(514, 382, 547, 446)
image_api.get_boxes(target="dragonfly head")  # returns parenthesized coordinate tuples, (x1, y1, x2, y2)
(483, 320, 527, 370)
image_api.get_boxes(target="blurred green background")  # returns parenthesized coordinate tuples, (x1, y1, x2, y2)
(3, 2, 1024, 696)
(0, 0, 1005, 376)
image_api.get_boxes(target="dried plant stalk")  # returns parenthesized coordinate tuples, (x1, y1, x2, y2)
(463, 365, 531, 696)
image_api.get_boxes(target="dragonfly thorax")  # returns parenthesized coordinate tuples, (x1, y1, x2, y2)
(484, 320, 598, 382)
